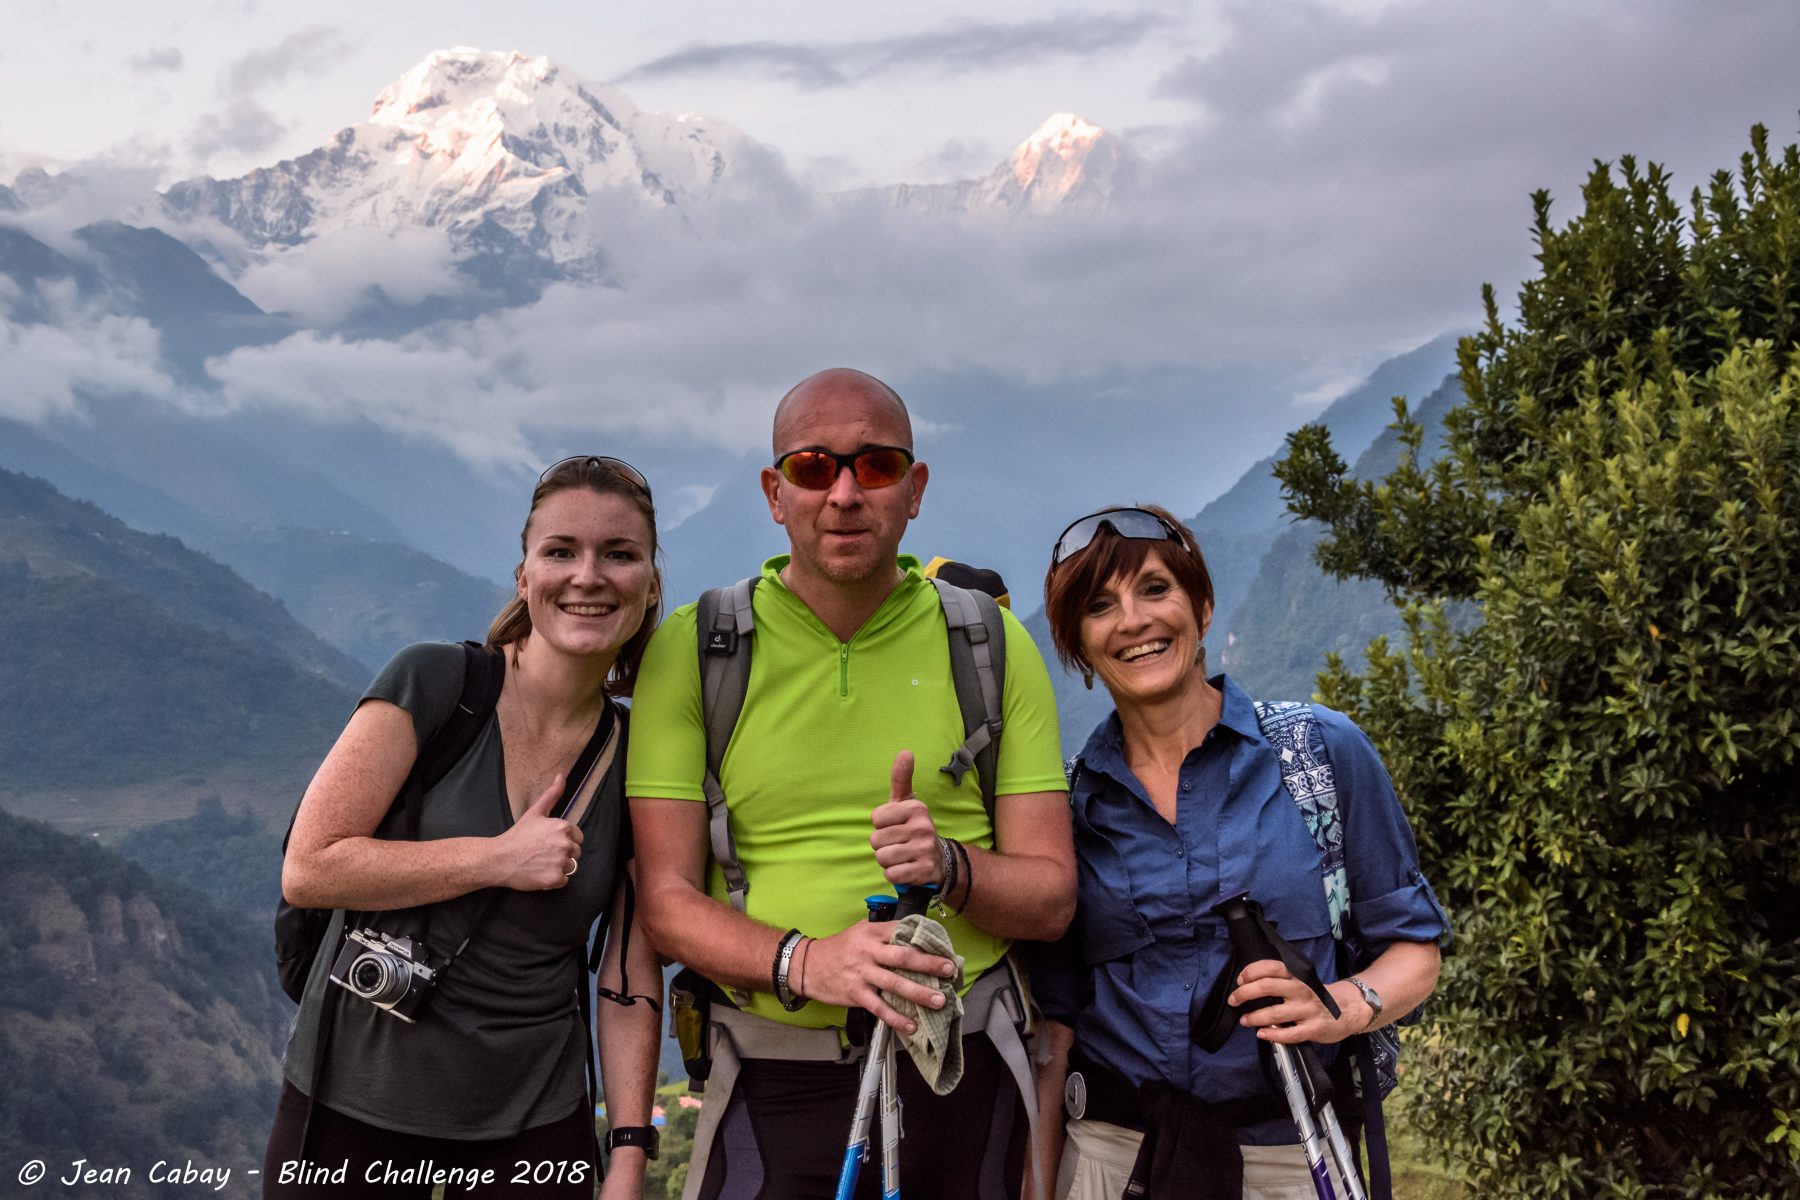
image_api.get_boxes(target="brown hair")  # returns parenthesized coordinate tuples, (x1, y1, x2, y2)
(485, 458, 663, 697)
(1042, 503, 1215, 677)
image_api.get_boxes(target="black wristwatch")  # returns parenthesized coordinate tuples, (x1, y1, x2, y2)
(606, 1125, 660, 1160)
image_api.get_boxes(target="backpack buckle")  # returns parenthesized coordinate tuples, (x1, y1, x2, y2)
(940, 745, 977, 785)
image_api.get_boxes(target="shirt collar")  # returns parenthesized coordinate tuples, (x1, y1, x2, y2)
(1076, 673, 1263, 784)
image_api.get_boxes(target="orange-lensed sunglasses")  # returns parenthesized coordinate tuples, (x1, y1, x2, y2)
(773, 445, 915, 491)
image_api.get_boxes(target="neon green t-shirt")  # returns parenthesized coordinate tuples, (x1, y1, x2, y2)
(626, 555, 1067, 1028)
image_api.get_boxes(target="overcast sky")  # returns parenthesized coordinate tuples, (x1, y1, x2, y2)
(6, 1, 1793, 191)
(4, 0, 1799, 498)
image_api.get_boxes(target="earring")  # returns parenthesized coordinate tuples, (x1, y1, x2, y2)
(1082, 669, 1094, 690)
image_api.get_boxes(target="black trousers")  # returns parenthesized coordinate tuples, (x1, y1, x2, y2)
(262, 1081, 598, 1199)
(697, 1030, 1028, 1200)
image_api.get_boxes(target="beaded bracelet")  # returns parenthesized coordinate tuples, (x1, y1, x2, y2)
(939, 838, 974, 917)
(936, 835, 959, 905)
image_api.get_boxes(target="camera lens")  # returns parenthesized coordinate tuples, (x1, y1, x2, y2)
(348, 952, 403, 1002)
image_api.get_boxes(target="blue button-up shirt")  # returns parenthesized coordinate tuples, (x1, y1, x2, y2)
(1032, 676, 1450, 1145)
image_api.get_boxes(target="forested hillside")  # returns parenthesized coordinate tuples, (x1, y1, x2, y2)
(0, 469, 354, 829)
(0, 467, 366, 689)
(0, 809, 287, 1197)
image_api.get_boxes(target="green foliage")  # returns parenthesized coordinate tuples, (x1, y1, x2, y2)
(0, 570, 351, 787)
(1279, 127, 1800, 1195)
(119, 797, 284, 918)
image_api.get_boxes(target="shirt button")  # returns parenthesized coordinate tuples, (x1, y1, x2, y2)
(1181, 781, 1192, 792)
(1175, 846, 1185, 857)
(1183, 982, 1193, 991)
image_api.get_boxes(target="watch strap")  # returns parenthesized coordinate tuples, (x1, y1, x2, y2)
(1347, 975, 1383, 1026)
(606, 1125, 659, 1160)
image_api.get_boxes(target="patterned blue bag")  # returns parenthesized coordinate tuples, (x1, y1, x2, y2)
(1253, 700, 1403, 1100)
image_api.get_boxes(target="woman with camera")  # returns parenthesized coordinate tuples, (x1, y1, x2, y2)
(265, 457, 665, 1199)
(1029, 505, 1449, 1199)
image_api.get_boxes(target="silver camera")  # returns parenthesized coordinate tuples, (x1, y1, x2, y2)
(329, 928, 439, 1022)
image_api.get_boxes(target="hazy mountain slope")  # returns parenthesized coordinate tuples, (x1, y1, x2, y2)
(0, 808, 286, 1197)
(0, 432, 512, 668)
(70, 221, 290, 373)
(0, 471, 356, 831)
(1224, 373, 1464, 699)
(196, 526, 510, 671)
(0, 418, 227, 547)
(0, 219, 290, 376)
(1196, 334, 1463, 642)
(0, 467, 368, 690)
(15, 403, 412, 547)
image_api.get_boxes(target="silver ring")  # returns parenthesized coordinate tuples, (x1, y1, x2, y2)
(564, 858, 578, 877)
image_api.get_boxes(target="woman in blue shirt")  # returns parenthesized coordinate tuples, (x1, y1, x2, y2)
(1030, 505, 1449, 1200)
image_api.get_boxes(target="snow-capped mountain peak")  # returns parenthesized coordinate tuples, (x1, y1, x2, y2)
(158, 48, 759, 282)
(1009, 113, 1107, 193)
(857, 113, 1137, 217)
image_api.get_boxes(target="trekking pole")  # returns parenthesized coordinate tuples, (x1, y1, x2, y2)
(1212, 893, 1368, 1200)
(835, 884, 936, 1200)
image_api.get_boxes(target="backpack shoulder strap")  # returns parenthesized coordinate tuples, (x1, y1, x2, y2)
(1253, 700, 1349, 941)
(1255, 700, 1398, 1199)
(393, 641, 506, 840)
(281, 642, 503, 853)
(697, 577, 758, 913)
(931, 577, 1006, 823)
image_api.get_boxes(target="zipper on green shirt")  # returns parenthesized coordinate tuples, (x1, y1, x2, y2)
(838, 644, 849, 697)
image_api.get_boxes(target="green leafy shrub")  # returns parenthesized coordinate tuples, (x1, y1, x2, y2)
(1277, 128, 1800, 1195)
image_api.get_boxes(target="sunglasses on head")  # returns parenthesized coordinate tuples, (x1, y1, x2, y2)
(538, 455, 653, 500)
(1051, 507, 1185, 565)
(773, 445, 915, 491)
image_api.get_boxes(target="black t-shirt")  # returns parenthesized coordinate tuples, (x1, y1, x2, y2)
(283, 642, 624, 1138)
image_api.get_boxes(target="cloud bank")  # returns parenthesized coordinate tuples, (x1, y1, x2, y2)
(620, 10, 1177, 90)
(21, 0, 1800, 484)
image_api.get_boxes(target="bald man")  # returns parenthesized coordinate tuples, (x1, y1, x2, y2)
(628, 369, 1074, 1199)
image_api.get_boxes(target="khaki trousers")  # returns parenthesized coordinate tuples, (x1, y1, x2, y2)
(1056, 1117, 1348, 1200)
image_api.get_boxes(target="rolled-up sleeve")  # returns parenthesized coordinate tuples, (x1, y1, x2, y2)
(1317, 710, 1452, 954)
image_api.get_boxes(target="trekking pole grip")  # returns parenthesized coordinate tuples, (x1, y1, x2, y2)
(896, 883, 937, 920)
(1212, 892, 1281, 1015)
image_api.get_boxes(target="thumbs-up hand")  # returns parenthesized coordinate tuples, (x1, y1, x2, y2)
(495, 773, 585, 891)
(871, 751, 942, 888)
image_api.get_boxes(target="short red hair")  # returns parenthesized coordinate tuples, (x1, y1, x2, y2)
(1042, 504, 1215, 677)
